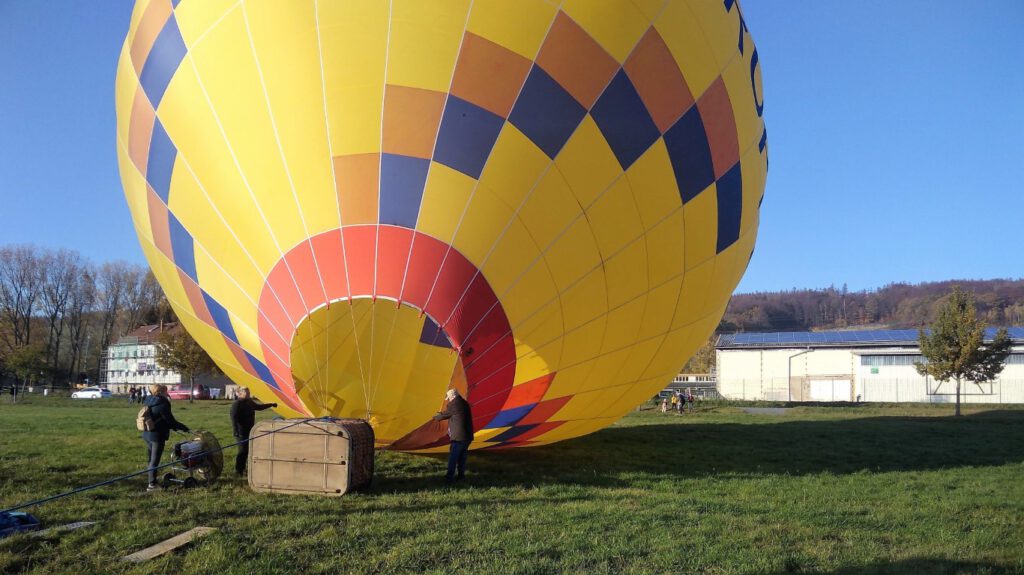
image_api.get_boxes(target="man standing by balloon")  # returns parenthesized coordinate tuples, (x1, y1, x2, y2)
(433, 389, 474, 483)
(230, 387, 277, 477)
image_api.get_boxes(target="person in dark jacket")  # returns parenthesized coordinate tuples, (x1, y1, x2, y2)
(141, 384, 189, 491)
(432, 389, 474, 482)
(229, 387, 277, 476)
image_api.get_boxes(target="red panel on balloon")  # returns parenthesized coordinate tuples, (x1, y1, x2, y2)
(508, 420, 565, 442)
(517, 395, 572, 426)
(400, 235, 447, 308)
(375, 226, 413, 297)
(286, 239, 326, 314)
(424, 250, 478, 329)
(341, 226, 377, 296)
(503, 373, 555, 410)
(309, 229, 348, 302)
(266, 261, 306, 327)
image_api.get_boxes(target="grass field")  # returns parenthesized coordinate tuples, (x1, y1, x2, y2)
(1, 397, 1022, 574)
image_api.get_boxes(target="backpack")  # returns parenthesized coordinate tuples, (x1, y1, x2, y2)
(136, 405, 157, 432)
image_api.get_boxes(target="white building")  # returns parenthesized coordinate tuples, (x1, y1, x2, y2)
(101, 324, 182, 393)
(715, 328, 1024, 404)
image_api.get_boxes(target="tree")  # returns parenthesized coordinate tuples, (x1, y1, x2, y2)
(0, 245, 45, 352)
(155, 329, 218, 403)
(40, 249, 82, 381)
(915, 287, 1012, 417)
(123, 270, 164, 335)
(6, 343, 45, 402)
(64, 267, 96, 385)
(683, 336, 716, 374)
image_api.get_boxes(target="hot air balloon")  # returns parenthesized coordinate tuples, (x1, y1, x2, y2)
(116, 0, 767, 451)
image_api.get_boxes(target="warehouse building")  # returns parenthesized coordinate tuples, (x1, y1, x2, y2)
(715, 328, 1024, 403)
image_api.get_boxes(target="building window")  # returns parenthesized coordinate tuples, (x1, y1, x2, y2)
(861, 355, 925, 367)
(1005, 353, 1024, 365)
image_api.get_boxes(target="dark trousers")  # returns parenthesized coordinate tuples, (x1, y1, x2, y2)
(145, 438, 165, 485)
(235, 436, 249, 475)
(447, 440, 470, 480)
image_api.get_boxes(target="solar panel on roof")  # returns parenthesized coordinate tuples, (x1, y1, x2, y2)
(717, 326, 1024, 348)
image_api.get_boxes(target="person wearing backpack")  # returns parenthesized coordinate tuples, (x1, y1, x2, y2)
(139, 384, 189, 491)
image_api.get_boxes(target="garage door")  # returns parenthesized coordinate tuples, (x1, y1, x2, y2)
(809, 379, 851, 401)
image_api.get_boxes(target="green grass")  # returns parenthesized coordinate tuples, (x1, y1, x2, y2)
(1, 398, 1023, 574)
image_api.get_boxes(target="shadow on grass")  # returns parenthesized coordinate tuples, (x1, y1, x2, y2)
(770, 557, 1018, 574)
(373, 410, 1024, 493)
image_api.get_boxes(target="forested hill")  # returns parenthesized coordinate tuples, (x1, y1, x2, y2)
(722, 279, 1024, 333)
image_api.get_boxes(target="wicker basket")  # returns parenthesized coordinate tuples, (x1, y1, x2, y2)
(248, 418, 374, 496)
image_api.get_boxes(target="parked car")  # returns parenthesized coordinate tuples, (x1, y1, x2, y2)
(167, 384, 211, 400)
(71, 387, 112, 399)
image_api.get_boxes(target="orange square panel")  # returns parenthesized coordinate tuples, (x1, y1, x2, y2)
(535, 12, 618, 109)
(451, 32, 532, 118)
(382, 85, 446, 159)
(624, 28, 694, 133)
(333, 153, 380, 225)
(696, 77, 739, 179)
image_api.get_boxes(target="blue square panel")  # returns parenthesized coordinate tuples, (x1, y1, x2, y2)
(379, 154, 430, 228)
(167, 212, 197, 283)
(488, 424, 540, 443)
(664, 106, 715, 204)
(433, 96, 504, 179)
(139, 15, 186, 108)
(483, 404, 537, 429)
(591, 70, 660, 170)
(244, 351, 280, 390)
(419, 316, 452, 348)
(202, 290, 238, 345)
(509, 66, 586, 159)
(147, 118, 177, 203)
(716, 161, 742, 253)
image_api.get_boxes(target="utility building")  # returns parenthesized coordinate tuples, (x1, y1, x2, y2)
(715, 329, 1024, 404)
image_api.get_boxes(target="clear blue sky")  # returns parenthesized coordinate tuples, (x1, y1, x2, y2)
(1, 1, 1021, 293)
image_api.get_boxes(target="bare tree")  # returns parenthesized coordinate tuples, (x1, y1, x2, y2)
(0, 245, 45, 352)
(123, 269, 163, 333)
(40, 249, 82, 381)
(95, 261, 132, 378)
(64, 265, 97, 384)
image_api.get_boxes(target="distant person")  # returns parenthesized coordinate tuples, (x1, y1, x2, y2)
(433, 389, 474, 483)
(660, 398, 668, 413)
(230, 387, 277, 476)
(140, 384, 189, 491)
(675, 391, 684, 414)
(128, 387, 137, 404)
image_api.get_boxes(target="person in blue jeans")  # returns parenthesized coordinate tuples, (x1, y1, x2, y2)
(141, 384, 189, 491)
(433, 389, 474, 482)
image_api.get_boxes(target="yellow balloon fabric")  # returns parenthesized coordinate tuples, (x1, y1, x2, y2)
(116, 0, 767, 451)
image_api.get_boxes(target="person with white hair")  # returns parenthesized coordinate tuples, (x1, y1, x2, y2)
(230, 387, 277, 476)
(432, 388, 474, 483)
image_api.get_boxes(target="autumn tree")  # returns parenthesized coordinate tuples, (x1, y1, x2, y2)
(915, 287, 1012, 416)
(5, 343, 46, 401)
(683, 336, 716, 374)
(155, 329, 218, 402)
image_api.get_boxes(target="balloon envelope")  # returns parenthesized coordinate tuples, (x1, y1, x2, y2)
(116, 0, 767, 451)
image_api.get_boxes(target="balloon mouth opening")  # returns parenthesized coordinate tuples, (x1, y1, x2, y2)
(287, 296, 464, 446)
